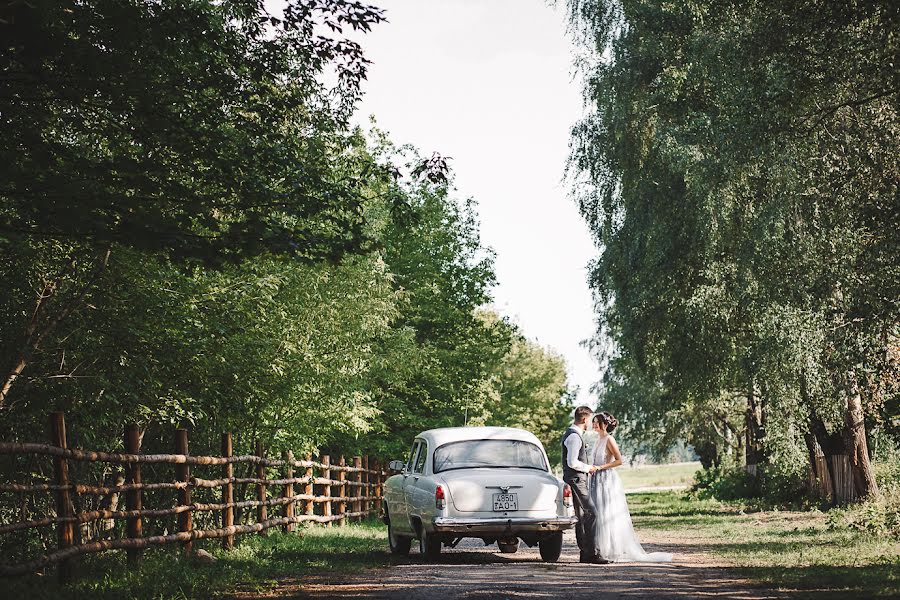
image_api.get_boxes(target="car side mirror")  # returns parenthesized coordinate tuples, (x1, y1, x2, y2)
(388, 460, 405, 472)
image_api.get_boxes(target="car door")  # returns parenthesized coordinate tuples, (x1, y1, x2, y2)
(392, 440, 422, 534)
(406, 439, 430, 523)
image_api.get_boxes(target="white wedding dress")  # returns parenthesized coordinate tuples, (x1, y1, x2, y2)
(590, 434, 673, 562)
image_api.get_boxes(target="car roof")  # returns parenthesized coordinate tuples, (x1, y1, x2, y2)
(416, 426, 543, 449)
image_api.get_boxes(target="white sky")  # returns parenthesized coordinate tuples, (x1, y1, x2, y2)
(348, 0, 600, 406)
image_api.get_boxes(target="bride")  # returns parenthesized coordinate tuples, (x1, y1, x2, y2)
(589, 411, 673, 563)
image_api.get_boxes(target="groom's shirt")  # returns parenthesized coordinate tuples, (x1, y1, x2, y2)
(562, 425, 591, 479)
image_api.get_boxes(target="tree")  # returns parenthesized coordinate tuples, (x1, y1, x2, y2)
(568, 0, 898, 500)
(0, 0, 389, 408)
(337, 138, 513, 459)
(482, 313, 575, 464)
(0, 0, 386, 262)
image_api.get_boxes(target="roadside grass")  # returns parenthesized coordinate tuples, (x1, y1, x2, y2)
(9, 490, 898, 599)
(618, 461, 700, 490)
(5, 519, 389, 600)
(630, 491, 900, 598)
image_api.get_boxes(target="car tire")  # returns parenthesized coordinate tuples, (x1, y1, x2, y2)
(418, 528, 441, 561)
(386, 510, 411, 556)
(538, 532, 563, 562)
(498, 540, 519, 553)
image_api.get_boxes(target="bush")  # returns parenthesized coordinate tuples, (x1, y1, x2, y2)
(691, 463, 808, 505)
(757, 464, 810, 504)
(692, 464, 756, 500)
(874, 459, 900, 494)
(826, 489, 900, 539)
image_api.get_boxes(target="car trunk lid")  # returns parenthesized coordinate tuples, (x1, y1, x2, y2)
(439, 469, 559, 513)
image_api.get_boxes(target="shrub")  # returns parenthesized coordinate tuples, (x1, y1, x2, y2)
(826, 489, 900, 539)
(692, 462, 809, 505)
(692, 464, 757, 500)
(874, 459, 900, 494)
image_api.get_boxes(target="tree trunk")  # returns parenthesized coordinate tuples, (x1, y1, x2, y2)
(744, 383, 764, 478)
(842, 373, 878, 499)
(801, 377, 833, 500)
(807, 407, 844, 504)
(803, 429, 826, 498)
(723, 419, 734, 457)
(695, 442, 718, 469)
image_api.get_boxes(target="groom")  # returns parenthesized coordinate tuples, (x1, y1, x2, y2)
(562, 405, 606, 564)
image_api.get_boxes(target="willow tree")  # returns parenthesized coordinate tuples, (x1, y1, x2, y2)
(569, 0, 897, 499)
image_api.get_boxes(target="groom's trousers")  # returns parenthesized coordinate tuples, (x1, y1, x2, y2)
(564, 473, 597, 559)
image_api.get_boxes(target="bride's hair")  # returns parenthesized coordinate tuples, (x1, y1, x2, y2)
(594, 411, 619, 433)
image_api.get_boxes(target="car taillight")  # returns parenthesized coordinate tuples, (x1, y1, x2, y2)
(563, 484, 572, 507)
(435, 485, 446, 510)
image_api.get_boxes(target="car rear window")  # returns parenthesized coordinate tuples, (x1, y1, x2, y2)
(433, 440, 548, 473)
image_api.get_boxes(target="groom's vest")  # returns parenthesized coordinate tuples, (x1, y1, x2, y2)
(561, 425, 588, 481)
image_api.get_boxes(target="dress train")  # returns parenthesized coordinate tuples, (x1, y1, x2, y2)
(589, 435, 673, 563)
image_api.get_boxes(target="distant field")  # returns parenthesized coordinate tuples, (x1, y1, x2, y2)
(618, 461, 701, 490)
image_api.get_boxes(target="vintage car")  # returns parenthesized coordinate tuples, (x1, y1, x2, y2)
(382, 426, 576, 561)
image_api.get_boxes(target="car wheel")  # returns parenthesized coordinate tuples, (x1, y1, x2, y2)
(498, 540, 519, 553)
(386, 509, 411, 556)
(538, 532, 563, 562)
(418, 528, 441, 561)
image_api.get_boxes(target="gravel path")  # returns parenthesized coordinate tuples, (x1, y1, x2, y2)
(234, 529, 790, 599)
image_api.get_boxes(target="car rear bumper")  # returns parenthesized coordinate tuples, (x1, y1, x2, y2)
(431, 516, 577, 534)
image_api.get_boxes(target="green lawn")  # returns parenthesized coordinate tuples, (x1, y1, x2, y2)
(630, 491, 900, 598)
(618, 461, 701, 490)
(5, 520, 390, 600)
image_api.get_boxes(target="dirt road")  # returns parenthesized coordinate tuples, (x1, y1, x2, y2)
(234, 529, 791, 599)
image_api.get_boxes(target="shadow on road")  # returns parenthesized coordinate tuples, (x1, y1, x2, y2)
(240, 534, 792, 600)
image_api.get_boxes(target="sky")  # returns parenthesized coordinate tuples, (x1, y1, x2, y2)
(346, 0, 601, 406)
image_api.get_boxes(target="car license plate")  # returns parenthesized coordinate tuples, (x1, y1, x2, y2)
(492, 492, 518, 511)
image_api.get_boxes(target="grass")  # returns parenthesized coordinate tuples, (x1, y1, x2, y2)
(629, 491, 900, 598)
(618, 461, 700, 490)
(5, 519, 390, 600)
(7, 489, 899, 598)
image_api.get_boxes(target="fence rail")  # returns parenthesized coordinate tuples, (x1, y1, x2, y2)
(0, 412, 390, 582)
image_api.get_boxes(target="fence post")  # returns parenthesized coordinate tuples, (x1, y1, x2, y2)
(50, 412, 74, 584)
(124, 424, 143, 567)
(374, 458, 383, 516)
(304, 453, 314, 518)
(256, 440, 267, 535)
(352, 456, 362, 522)
(336, 456, 346, 526)
(222, 432, 234, 549)
(175, 428, 192, 553)
(322, 455, 331, 526)
(283, 450, 294, 533)
(362, 455, 370, 519)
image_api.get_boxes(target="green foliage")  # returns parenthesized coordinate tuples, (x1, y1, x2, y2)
(481, 314, 576, 463)
(0, 0, 387, 264)
(4, 522, 389, 600)
(630, 491, 900, 597)
(0, 0, 578, 574)
(693, 460, 813, 505)
(0, 130, 558, 457)
(693, 464, 757, 501)
(568, 0, 899, 498)
(826, 492, 900, 540)
(828, 462, 900, 539)
(342, 141, 515, 460)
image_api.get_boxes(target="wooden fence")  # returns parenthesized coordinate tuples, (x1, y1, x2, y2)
(807, 453, 857, 504)
(0, 412, 389, 582)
